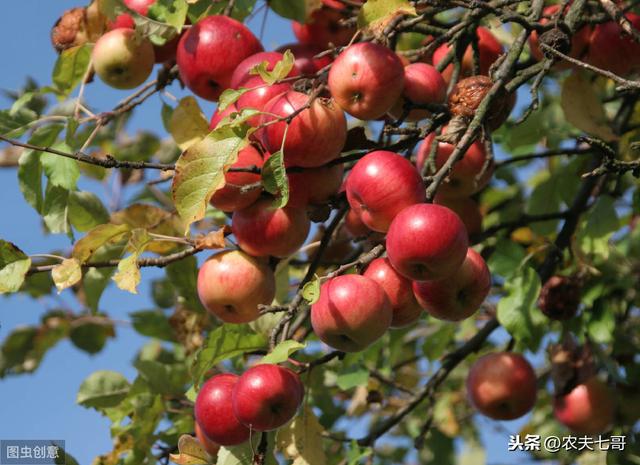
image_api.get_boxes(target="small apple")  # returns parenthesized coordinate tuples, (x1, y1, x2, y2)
(232, 198, 311, 258)
(311, 274, 392, 352)
(92, 28, 155, 90)
(433, 194, 483, 237)
(363, 257, 423, 327)
(553, 377, 615, 434)
(467, 352, 537, 420)
(586, 13, 640, 77)
(288, 163, 344, 208)
(328, 42, 405, 120)
(232, 364, 304, 431)
(276, 43, 333, 75)
(386, 203, 469, 281)
(195, 422, 220, 457)
(177, 15, 263, 101)
(292, 7, 355, 49)
(391, 63, 447, 121)
(209, 145, 263, 212)
(197, 250, 276, 324)
(195, 373, 250, 446)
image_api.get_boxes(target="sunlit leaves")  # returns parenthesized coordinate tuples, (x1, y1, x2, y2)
(262, 150, 289, 207)
(0, 240, 31, 294)
(112, 228, 153, 294)
(301, 275, 321, 304)
(268, 0, 321, 22)
(52, 44, 93, 98)
(260, 340, 306, 365)
(576, 195, 619, 260)
(168, 97, 210, 151)
(76, 370, 131, 410)
(276, 405, 327, 465)
(51, 258, 82, 293)
(169, 434, 210, 465)
(357, 0, 416, 35)
(250, 50, 295, 85)
(72, 223, 130, 263)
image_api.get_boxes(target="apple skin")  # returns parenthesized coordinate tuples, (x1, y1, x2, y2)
(344, 208, 371, 238)
(553, 377, 615, 434)
(232, 364, 304, 431)
(311, 274, 393, 352)
(412, 247, 490, 321)
(230, 51, 300, 88)
(195, 422, 220, 457)
(177, 15, 263, 101)
(345, 151, 426, 232)
(466, 352, 537, 420)
(92, 28, 155, 90)
(197, 250, 276, 324)
(328, 42, 405, 120)
(391, 63, 447, 121)
(232, 198, 311, 258)
(386, 203, 469, 281)
(586, 13, 640, 77)
(260, 91, 347, 168)
(287, 163, 344, 208)
(292, 8, 355, 49)
(433, 194, 483, 237)
(277, 43, 333, 75)
(209, 145, 263, 212)
(195, 373, 251, 446)
(416, 132, 493, 198)
(363, 257, 423, 327)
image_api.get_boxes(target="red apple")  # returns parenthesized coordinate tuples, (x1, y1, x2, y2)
(391, 63, 447, 121)
(345, 151, 425, 232)
(386, 203, 469, 281)
(197, 250, 276, 324)
(260, 90, 347, 168)
(195, 422, 220, 457)
(232, 364, 304, 431)
(311, 274, 392, 352)
(344, 208, 370, 238)
(177, 15, 263, 101)
(433, 194, 483, 237)
(288, 163, 344, 207)
(292, 8, 355, 49)
(210, 103, 239, 130)
(586, 13, 640, 77)
(416, 132, 493, 198)
(554, 377, 615, 434)
(195, 373, 250, 446)
(363, 257, 423, 327)
(328, 42, 405, 120)
(209, 145, 263, 212)
(467, 352, 537, 420)
(277, 43, 333, 75)
(412, 247, 490, 321)
(232, 198, 311, 257)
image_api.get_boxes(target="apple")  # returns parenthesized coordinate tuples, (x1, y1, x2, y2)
(287, 163, 344, 207)
(328, 42, 405, 120)
(210, 103, 239, 130)
(92, 28, 155, 90)
(230, 51, 300, 88)
(386, 203, 469, 281)
(51, 6, 106, 53)
(177, 15, 263, 101)
(433, 194, 483, 237)
(321, 0, 363, 9)
(292, 7, 355, 49)
(467, 352, 537, 420)
(232, 198, 311, 257)
(344, 208, 370, 238)
(195, 422, 220, 457)
(260, 90, 347, 168)
(345, 151, 425, 232)
(232, 364, 304, 431)
(277, 43, 333, 75)
(209, 145, 263, 212)
(311, 274, 392, 352)
(416, 131, 492, 198)
(391, 63, 447, 121)
(194, 373, 250, 446)
(553, 377, 615, 434)
(197, 250, 276, 324)
(363, 257, 423, 327)
(432, 27, 502, 82)
(412, 247, 490, 321)
(586, 13, 640, 77)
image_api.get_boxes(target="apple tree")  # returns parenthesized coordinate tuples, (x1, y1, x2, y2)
(1, 0, 640, 464)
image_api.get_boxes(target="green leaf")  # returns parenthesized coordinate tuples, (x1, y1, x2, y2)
(83, 244, 126, 312)
(357, 0, 416, 32)
(527, 173, 563, 235)
(52, 44, 93, 98)
(41, 143, 80, 190)
(422, 323, 455, 361)
(336, 367, 369, 390)
(218, 88, 250, 113)
(262, 150, 289, 207)
(192, 325, 267, 388)
(260, 340, 306, 365)
(166, 255, 205, 313)
(147, 0, 189, 33)
(72, 223, 131, 263)
(112, 228, 153, 294)
(68, 191, 110, 232)
(276, 405, 326, 465)
(216, 444, 254, 465)
(250, 50, 295, 85)
(301, 275, 321, 304)
(346, 441, 372, 465)
(134, 359, 188, 395)
(169, 434, 210, 465)
(188, 0, 257, 22)
(577, 195, 619, 260)
(77, 370, 130, 409)
(268, 0, 321, 22)
(487, 240, 526, 278)
(51, 258, 82, 293)
(168, 96, 210, 151)
(586, 302, 616, 344)
(0, 240, 31, 294)
(0, 107, 38, 137)
(131, 310, 176, 341)
(69, 319, 114, 354)
(42, 183, 70, 234)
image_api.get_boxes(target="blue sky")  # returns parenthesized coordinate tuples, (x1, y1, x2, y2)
(0, 2, 542, 464)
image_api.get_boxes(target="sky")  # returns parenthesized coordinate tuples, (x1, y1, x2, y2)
(0, 2, 541, 464)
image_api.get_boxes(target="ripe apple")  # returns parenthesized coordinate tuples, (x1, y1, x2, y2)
(344, 208, 370, 238)
(412, 247, 490, 321)
(416, 132, 493, 198)
(232, 198, 311, 257)
(260, 91, 347, 168)
(195, 422, 220, 457)
(466, 352, 537, 420)
(391, 63, 447, 121)
(433, 194, 483, 237)
(194, 373, 250, 446)
(586, 13, 640, 77)
(311, 274, 392, 352)
(210, 103, 239, 130)
(432, 27, 502, 82)
(230, 51, 300, 88)
(386, 203, 469, 281)
(345, 151, 425, 232)
(197, 250, 276, 324)
(177, 15, 263, 101)
(292, 7, 355, 49)
(287, 163, 344, 208)
(363, 257, 423, 327)
(209, 145, 263, 212)
(277, 43, 333, 75)
(92, 28, 155, 90)
(553, 377, 615, 434)
(328, 42, 405, 120)
(232, 364, 304, 431)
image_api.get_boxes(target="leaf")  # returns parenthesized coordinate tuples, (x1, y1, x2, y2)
(496, 266, 545, 351)
(526, 173, 563, 235)
(77, 370, 130, 409)
(262, 150, 289, 207)
(561, 71, 617, 141)
(260, 340, 306, 365)
(147, 0, 189, 32)
(83, 244, 126, 312)
(250, 50, 295, 85)
(168, 97, 210, 150)
(0, 107, 37, 137)
(134, 359, 188, 395)
(269, 0, 321, 22)
(192, 325, 267, 388)
(301, 276, 321, 304)
(130, 310, 175, 341)
(111, 203, 185, 254)
(112, 228, 153, 294)
(357, 0, 416, 35)
(577, 195, 619, 260)
(216, 444, 254, 465)
(194, 227, 229, 249)
(346, 441, 372, 465)
(0, 240, 31, 294)
(336, 367, 369, 391)
(487, 240, 526, 278)
(69, 318, 114, 354)
(52, 44, 93, 98)
(51, 258, 82, 293)
(41, 143, 80, 190)
(42, 184, 70, 235)
(72, 223, 131, 263)
(169, 434, 210, 465)
(68, 191, 110, 232)
(276, 405, 326, 465)
(218, 88, 250, 112)
(166, 256, 205, 313)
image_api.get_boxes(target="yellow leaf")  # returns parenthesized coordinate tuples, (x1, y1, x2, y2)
(169, 97, 210, 150)
(51, 258, 82, 293)
(276, 405, 327, 465)
(112, 229, 152, 294)
(357, 0, 416, 36)
(72, 223, 131, 263)
(169, 434, 211, 465)
(194, 226, 230, 249)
